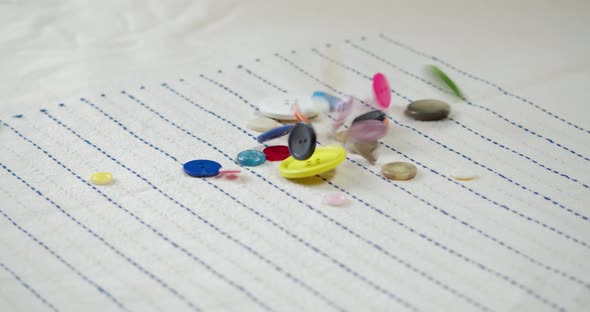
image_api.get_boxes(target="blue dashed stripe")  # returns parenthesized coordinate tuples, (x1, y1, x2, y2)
(122, 86, 421, 311)
(199, 74, 259, 111)
(378, 33, 590, 136)
(81, 98, 178, 162)
(159, 85, 259, 141)
(77, 96, 345, 312)
(194, 74, 577, 309)
(0, 163, 132, 312)
(307, 49, 589, 223)
(2, 119, 204, 312)
(345, 40, 589, 189)
(237, 65, 289, 93)
(0, 260, 60, 312)
(41, 108, 276, 312)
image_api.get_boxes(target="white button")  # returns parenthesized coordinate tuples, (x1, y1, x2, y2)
(246, 116, 280, 132)
(450, 168, 476, 181)
(258, 95, 319, 120)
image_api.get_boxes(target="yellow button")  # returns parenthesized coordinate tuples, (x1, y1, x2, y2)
(90, 172, 113, 185)
(279, 146, 346, 179)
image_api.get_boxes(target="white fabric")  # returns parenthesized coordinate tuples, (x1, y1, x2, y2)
(1, 1, 589, 311)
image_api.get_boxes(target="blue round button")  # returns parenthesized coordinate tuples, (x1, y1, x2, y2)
(183, 160, 221, 177)
(237, 150, 266, 166)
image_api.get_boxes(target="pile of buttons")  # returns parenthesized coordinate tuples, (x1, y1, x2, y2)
(87, 67, 473, 210)
(179, 68, 472, 205)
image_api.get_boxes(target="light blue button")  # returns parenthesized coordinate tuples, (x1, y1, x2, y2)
(237, 150, 266, 166)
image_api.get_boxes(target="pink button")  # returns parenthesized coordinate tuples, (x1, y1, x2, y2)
(217, 170, 241, 180)
(373, 73, 391, 109)
(323, 192, 348, 206)
(332, 97, 353, 129)
(347, 119, 388, 142)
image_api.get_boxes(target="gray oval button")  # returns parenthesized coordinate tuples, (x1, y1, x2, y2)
(288, 123, 317, 160)
(405, 99, 450, 121)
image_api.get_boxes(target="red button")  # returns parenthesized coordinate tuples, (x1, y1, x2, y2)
(263, 145, 290, 161)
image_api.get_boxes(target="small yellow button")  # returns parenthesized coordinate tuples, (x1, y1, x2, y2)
(90, 172, 113, 185)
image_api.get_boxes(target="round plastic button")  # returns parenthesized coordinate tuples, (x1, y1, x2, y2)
(237, 150, 266, 166)
(352, 110, 387, 124)
(90, 172, 113, 185)
(257, 124, 295, 143)
(263, 145, 291, 161)
(405, 99, 451, 121)
(279, 146, 346, 179)
(323, 192, 348, 206)
(184, 160, 221, 177)
(247, 117, 279, 132)
(450, 168, 476, 181)
(382, 162, 417, 181)
(373, 73, 391, 109)
(348, 119, 388, 142)
(288, 123, 317, 160)
(258, 95, 319, 120)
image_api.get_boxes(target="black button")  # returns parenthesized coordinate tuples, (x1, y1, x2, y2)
(288, 123, 317, 160)
(352, 110, 386, 124)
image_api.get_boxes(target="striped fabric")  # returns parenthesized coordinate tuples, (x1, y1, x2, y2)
(1, 36, 588, 311)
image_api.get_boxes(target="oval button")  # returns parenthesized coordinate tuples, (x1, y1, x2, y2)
(279, 145, 346, 179)
(382, 162, 417, 180)
(405, 99, 451, 121)
(90, 172, 113, 185)
(237, 150, 266, 166)
(427, 65, 464, 99)
(352, 110, 387, 124)
(247, 117, 279, 132)
(323, 192, 348, 206)
(257, 124, 295, 143)
(263, 145, 291, 161)
(184, 160, 221, 177)
(373, 73, 391, 109)
(288, 123, 317, 160)
(348, 119, 388, 142)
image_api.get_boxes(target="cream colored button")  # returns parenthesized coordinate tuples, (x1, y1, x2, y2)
(246, 117, 279, 132)
(382, 162, 417, 180)
(450, 169, 476, 181)
(90, 172, 113, 185)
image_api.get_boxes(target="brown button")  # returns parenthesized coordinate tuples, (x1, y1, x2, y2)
(405, 99, 450, 121)
(382, 162, 417, 180)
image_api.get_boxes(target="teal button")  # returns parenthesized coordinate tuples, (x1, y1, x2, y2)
(237, 150, 266, 166)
